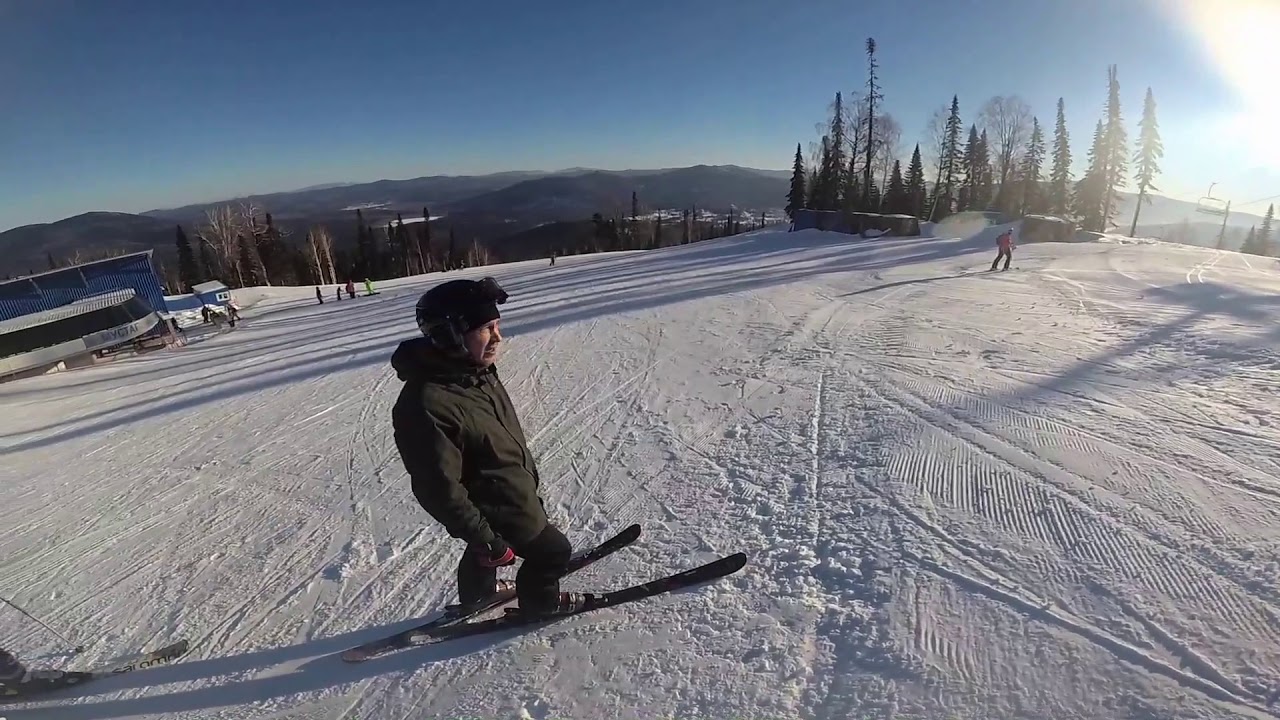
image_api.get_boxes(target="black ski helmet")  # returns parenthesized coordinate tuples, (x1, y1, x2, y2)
(414, 276, 509, 352)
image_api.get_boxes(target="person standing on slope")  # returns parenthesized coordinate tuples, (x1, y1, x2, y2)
(991, 228, 1015, 271)
(389, 276, 590, 618)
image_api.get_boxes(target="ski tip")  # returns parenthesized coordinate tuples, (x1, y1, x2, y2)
(723, 552, 748, 571)
(620, 523, 642, 540)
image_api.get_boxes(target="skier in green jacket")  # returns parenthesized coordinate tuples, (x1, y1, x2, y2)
(390, 276, 589, 618)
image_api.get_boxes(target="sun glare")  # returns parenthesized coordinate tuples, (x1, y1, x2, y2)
(1156, 0, 1280, 166)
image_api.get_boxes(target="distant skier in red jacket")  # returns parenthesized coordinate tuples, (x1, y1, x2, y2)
(991, 229, 1015, 271)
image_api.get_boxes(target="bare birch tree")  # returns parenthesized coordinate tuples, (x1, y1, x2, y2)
(198, 205, 245, 286)
(978, 95, 1033, 185)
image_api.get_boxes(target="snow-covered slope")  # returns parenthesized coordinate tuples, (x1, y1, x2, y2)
(3, 221, 1280, 719)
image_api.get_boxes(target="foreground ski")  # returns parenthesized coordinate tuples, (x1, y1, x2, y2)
(0, 638, 189, 700)
(408, 551, 747, 646)
(340, 523, 641, 662)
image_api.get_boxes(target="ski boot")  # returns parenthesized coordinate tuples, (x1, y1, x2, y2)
(511, 591, 594, 619)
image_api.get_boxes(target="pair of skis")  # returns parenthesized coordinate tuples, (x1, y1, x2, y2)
(340, 523, 746, 662)
(0, 638, 190, 701)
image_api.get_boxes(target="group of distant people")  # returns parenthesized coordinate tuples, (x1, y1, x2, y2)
(316, 278, 377, 304)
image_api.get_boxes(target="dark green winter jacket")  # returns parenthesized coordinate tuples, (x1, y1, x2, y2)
(390, 337, 548, 547)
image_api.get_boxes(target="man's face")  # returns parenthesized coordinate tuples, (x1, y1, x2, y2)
(463, 319, 502, 365)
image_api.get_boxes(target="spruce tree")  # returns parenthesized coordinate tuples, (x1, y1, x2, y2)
(841, 154, 859, 212)
(975, 129, 994, 210)
(1048, 98, 1073, 217)
(960, 125, 981, 211)
(1240, 225, 1261, 255)
(1259, 204, 1275, 255)
(828, 92, 847, 206)
(1101, 65, 1128, 231)
(175, 224, 199, 290)
(862, 38, 883, 209)
(1073, 120, 1108, 231)
(904, 144, 926, 217)
(786, 143, 808, 219)
(1128, 87, 1163, 236)
(1019, 117, 1046, 216)
(939, 95, 964, 218)
(885, 160, 907, 214)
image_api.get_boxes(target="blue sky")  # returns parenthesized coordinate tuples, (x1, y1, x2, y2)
(0, 0, 1275, 231)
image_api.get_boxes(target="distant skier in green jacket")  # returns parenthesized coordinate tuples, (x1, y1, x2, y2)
(390, 276, 589, 618)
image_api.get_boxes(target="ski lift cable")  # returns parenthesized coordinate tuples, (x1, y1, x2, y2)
(1236, 192, 1280, 209)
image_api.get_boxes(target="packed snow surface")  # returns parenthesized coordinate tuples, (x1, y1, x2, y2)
(3, 219, 1280, 719)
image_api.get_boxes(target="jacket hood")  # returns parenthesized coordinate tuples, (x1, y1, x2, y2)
(391, 337, 489, 383)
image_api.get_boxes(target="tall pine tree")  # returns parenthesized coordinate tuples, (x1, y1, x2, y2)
(1019, 117, 1046, 216)
(1258, 204, 1275, 256)
(175, 224, 200, 290)
(885, 160, 908, 214)
(937, 95, 964, 219)
(904, 144, 926, 217)
(862, 38, 883, 209)
(1100, 65, 1128, 232)
(1048, 98, 1073, 217)
(1073, 120, 1108, 231)
(1240, 225, 1262, 255)
(786, 143, 807, 219)
(827, 92, 847, 209)
(1128, 87, 1163, 236)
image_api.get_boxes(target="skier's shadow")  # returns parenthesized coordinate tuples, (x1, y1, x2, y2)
(0, 614, 546, 719)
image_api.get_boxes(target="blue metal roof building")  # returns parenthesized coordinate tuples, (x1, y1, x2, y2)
(0, 251, 169, 323)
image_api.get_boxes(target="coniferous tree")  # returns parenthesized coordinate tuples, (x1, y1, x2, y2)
(1019, 117, 1046, 216)
(905, 144, 926, 217)
(1048, 98, 1073, 217)
(1240, 225, 1262, 255)
(841, 154, 859, 212)
(938, 95, 964, 218)
(975, 129, 994, 210)
(46, 251, 57, 270)
(862, 38, 882, 208)
(175, 224, 199, 290)
(812, 135, 837, 210)
(1073, 120, 1108, 231)
(1128, 87, 1163, 236)
(631, 191, 639, 220)
(1258, 204, 1275, 256)
(885, 160, 908, 214)
(960, 125, 982, 211)
(828, 92, 847, 205)
(1101, 65, 1128, 231)
(786, 143, 808, 219)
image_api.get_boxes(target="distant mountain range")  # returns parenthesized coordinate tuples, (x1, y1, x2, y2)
(0, 164, 792, 277)
(0, 163, 1267, 278)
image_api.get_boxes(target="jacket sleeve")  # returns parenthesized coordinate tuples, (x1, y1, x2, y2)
(394, 400, 497, 546)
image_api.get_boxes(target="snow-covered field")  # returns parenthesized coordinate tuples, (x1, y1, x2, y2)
(3, 220, 1280, 719)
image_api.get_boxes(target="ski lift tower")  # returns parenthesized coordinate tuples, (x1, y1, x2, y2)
(1196, 183, 1231, 247)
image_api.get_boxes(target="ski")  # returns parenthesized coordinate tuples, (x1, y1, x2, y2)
(407, 551, 747, 646)
(0, 638, 189, 700)
(340, 523, 641, 662)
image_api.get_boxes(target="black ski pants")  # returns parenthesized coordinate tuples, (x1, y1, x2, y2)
(991, 248, 1012, 271)
(456, 523, 572, 610)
